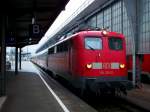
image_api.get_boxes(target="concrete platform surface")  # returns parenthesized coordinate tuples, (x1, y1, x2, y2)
(0, 61, 97, 112)
(0, 97, 6, 111)
(1, 71, 65, 112)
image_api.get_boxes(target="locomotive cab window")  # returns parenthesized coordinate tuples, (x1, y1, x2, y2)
(85, 37, 102, 50)
(109, 38, 123, 50)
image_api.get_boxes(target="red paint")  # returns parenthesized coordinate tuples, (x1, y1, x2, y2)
(127, 54, 150, 75)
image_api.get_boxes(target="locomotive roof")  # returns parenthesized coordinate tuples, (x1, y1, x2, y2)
(35, 30, 125, 56)
(50, 30, 124, 47)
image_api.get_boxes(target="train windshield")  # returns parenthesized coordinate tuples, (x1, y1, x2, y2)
(85, 37, 102, 50)
(109, 38, 123, 50)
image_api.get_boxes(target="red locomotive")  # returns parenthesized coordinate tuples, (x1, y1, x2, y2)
(32, 29, 133, 95)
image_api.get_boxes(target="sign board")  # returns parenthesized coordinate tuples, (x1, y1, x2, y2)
(29, 24, 42, 38)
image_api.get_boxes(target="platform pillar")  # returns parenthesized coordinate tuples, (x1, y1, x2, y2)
(19, 48, 21, 70)
(123, 0, 141, 87)
(15, 47, 18, 75)
(0, 16, 6, 96)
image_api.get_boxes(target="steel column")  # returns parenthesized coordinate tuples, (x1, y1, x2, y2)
(123, 0, 140, 87)
(15, 47, 18, 74)
(0, 16, 6, 96)
(19, 48, 21, 70)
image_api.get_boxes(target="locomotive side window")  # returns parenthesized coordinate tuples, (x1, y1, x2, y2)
(109, 38, 123, 50)
(85, 37, 102, 50)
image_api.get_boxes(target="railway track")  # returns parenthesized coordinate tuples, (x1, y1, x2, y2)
(56, 76, 150, 112)
(36, 65, 149, 112)
(83, 95, 149, 112)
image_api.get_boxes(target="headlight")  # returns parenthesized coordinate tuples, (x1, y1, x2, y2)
(120, 64, 125, 68)
(86, 64, 92, 69)
(101, 30, 108, 36)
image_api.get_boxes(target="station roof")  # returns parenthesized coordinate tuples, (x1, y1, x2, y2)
(36, 0, 110, 53)
(2, 0, 69, 48)
(53, 0, 110, 37)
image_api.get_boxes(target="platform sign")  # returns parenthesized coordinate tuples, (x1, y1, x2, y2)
(33, 24, 40, 34)
(29, 24, 42, 38)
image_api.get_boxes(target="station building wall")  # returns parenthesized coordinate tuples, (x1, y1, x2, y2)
(139, 0, 150, 54)
(82, 0, 150, 54)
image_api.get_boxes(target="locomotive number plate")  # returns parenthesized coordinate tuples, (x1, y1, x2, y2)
(111, 63, 119, 69)
(92, 63, 102, 69)
(100, 70, 114, 74)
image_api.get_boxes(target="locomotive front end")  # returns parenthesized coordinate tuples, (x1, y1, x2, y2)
(79, 30, 133, 95)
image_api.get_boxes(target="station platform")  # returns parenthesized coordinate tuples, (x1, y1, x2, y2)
(125, 84, 150, 111)
(0, 61, 97, 112)
(1, 61, 150, 112)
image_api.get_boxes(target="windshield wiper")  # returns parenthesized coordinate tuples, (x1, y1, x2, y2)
(87, 44, 95, 50)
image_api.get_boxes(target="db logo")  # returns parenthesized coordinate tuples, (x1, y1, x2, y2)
(102, 63, 111, 69)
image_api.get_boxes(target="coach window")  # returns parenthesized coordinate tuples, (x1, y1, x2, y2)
(109, 38, 123, 50)
(48, 47, 54, 54)
(63, 41, 68, 52)
(54, 46, 57, 53)
(85, 37, 102, 50)
(57, 41, 69, 52)
(57, 43, 63, 52)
